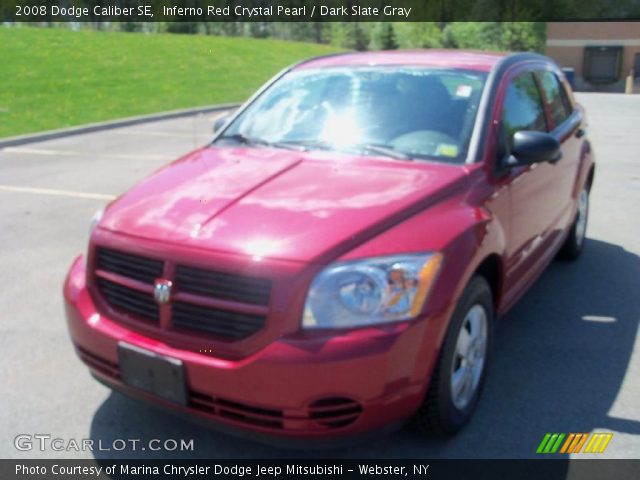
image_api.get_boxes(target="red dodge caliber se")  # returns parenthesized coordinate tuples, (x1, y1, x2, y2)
(64, 50, 595, 442)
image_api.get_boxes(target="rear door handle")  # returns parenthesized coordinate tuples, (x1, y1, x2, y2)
(575, 128, 586, 138)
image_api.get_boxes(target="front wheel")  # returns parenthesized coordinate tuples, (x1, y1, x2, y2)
(411, 276, 494, 435)
(559, 186, 589, 260)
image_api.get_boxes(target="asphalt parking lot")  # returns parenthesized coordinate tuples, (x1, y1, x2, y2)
(1, 94, 638, 460)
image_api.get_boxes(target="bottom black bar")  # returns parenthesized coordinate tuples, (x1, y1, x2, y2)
(1, 459, 639, 480)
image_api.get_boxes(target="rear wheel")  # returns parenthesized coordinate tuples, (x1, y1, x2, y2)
(411, 276, 494, 435)
(559, 186, 589, 260)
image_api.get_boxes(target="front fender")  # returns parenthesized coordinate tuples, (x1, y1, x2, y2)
(342, 196, 507, 335)
(340, 197, 507, 391)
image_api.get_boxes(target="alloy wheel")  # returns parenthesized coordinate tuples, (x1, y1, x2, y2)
(450, 304, 488, 410)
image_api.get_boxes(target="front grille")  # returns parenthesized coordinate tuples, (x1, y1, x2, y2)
(175, 264, 271, 306)
(172, 302, 265, 339)
(96, 247, 163, 284)
(93, 247, 270, 340)
(97, 278, 160, 323)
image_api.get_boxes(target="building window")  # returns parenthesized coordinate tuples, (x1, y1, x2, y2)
(583, 46, 623, 84)
(634, 53, 640, 80)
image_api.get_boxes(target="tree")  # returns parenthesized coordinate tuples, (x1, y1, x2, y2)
(443, 22, 545, 52)
(248, 22, 270, 38)
(166, 22, 199, 34)
(378, 23, 399, 50)
(343, 23, 369, 51)
(120, 22, 144, 33)
(394, 23, 443, 48)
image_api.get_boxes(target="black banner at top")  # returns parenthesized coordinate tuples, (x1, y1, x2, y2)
(2, 0, 640, 22)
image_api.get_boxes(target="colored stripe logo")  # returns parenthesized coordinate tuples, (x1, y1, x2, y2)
(537, 433, 613, 454)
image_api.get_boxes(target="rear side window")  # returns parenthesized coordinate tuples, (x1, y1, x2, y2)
(501, 72, 547, 138)
(537, 71, 571, 128)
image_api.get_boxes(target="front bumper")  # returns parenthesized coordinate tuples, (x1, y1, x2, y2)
(64, 255, 449, 439)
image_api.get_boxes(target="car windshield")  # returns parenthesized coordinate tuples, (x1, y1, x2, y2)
(216, 67, 487, 163)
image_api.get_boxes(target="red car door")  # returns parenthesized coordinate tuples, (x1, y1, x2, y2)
(493, 68, 562, 303)
(534, 68, 585, 237)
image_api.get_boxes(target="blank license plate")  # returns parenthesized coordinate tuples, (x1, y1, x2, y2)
(118, 342, 187, 406)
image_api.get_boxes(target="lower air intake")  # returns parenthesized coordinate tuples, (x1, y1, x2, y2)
(308, 397, 363, 428)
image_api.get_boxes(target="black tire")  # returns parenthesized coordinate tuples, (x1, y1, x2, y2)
(559, 186, 589, 261)
(411, 276, 494, 436)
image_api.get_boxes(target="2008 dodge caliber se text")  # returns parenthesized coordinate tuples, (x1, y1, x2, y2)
(64, 50, 595, 442)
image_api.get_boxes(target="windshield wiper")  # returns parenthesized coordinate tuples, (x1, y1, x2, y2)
(217, 136, 410, 160)
(275, 140, 412, 160)
(273, 139, 334, 151)
(216, 133, 306, 151)
(217, 133, 267, 145)
(356, 144, 411, 160)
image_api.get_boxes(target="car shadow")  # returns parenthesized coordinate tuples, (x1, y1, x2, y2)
(89, 238, 639, 462)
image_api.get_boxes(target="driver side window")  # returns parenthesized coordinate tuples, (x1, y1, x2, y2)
(502, 73, 547, 137)
(498, 72, 547, 160)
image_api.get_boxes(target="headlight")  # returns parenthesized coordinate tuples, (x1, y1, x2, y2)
(302, 253, 442, 329)
(89, 208, 104, 234)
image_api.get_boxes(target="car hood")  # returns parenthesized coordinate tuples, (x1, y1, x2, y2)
(100, 147, 468, 263)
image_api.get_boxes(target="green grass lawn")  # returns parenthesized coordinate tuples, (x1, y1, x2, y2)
(0, 27, 343, 138)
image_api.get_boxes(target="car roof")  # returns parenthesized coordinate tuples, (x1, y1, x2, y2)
(294, 49, 509, 73)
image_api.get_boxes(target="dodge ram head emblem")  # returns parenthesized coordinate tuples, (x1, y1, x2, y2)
(153, 280, 172, 304)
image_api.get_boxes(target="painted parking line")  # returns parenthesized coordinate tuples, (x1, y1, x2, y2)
(0, 184, 116, 200)
(114, 130, 203, 138)
(2, 147, 173, 161)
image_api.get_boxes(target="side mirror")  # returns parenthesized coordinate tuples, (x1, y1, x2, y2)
(506, 131, 562, 167)
(213, 114, 231, 134)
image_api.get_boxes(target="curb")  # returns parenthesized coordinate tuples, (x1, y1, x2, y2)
(0, 103, 241, 149)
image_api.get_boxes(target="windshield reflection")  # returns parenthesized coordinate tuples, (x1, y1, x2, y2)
(217, 67, 487, 163)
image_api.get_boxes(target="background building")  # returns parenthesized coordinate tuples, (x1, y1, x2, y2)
(546, 22, 640, 92)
